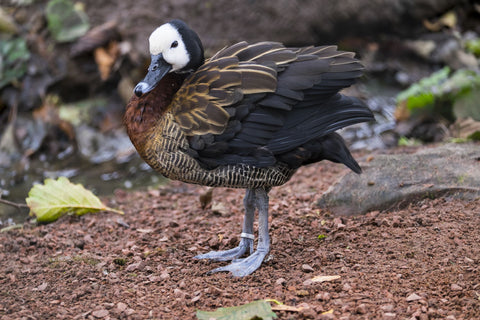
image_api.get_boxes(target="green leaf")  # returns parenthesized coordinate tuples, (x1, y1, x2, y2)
(465, 38, 480, 57)
(196, 300, 277, 320)
(46, 0, 89, 42)
(26, 177, 123, 223)
(396, 67, 480, 120)
(0, 37, 30, 89)
(398, 136, 422, 147)
(396, 66, 450, 111)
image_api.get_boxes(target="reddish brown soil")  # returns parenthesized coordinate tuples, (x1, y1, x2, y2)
(1, 160, 479, 319)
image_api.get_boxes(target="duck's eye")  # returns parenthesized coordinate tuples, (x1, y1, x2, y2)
(171, 41, 178, 48)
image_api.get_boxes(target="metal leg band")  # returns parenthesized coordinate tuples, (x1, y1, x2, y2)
(240, 232, 255, 240)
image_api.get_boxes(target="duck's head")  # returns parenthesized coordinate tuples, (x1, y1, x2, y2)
(134, 19, 204, 97)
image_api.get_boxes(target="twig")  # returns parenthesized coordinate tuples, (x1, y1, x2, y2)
(0, 199, 29, 210)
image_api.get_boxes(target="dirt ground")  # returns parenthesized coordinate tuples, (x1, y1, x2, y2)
(1, 157, 479, 320)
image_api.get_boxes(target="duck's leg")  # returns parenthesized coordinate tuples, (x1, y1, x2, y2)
(208, 188, 270, 277)
(194, 189, 255, 261)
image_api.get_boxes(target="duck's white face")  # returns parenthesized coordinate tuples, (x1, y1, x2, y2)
(149, 23, 190, 71)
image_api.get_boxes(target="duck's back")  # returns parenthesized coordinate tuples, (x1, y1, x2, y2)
(125, 42, 373, 189)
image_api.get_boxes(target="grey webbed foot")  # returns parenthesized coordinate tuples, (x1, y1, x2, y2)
(194, 237, 253, 262)
(207, 249, 269, 277)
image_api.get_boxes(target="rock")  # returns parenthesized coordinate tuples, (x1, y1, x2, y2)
(356, 303, 367, 314)
(464, 257, 474, 263)
(298, 302, 317, 319)
(160, 270, 170, 280)
(302, 264, 315, 272)
(124, 308, 135, 316)
(211, 202, 229, 216)
(275, 277, 286, 285)
(450, 283, 463, 291)
(380, 304, 394, 312)
(36, 282, 48, 291)
(319, 312, 335, 320)
(406, 293, 422, 302)
(125, 261, 144, 272)
(315, 292, 331, 301)
(117, 302, 127, 312)
(174, 288, 185, 298)
(303, 279, 313, 286)
(318, 143, 480, 215)
(92, 309, 109, 318)
(383, 312, 397, 320)
(342, 283, 352, 292)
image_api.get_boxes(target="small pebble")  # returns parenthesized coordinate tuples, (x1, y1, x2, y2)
(117, 302, 127, 312)
(383, 312, 397, 320)
(356, 303, 367, 314)
(275, 277, 286, 285)
(125, 308, 135, 316)
(464, 257, 474, 263)
(92, 309, 109, 318)
(319, 312, 334, 320)
(342, 283, 352, 291)
(160, 270, 170, 280)
(302, 264, 314, 272)
(148, 275, 162, 282)
(450, 284, 463, 291)
(406, 293, 422, 302)
(315, 291, 331, 301)
(36, 282, 48, 291)
(174, 288, 185, 298)
(380, 304, 394, 312)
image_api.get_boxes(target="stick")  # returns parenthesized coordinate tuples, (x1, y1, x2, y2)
(0, 199, 29, 209)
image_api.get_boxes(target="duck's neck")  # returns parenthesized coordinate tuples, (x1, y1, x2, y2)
(124, 72, 185, 153)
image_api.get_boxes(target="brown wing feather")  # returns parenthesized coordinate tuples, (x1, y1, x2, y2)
(170, 49, 280, 136)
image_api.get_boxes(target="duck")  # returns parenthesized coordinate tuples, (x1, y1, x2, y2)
(125, 19, 374, 277)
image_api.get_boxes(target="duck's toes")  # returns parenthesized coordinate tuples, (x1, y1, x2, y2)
(194, 238, 253, 262)
(206, 249, 268, 277)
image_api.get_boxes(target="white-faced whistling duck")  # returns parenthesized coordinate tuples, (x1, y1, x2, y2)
(125, 19, 374, 277)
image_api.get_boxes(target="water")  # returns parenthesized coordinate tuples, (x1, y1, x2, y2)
(0, 153, 166, 224)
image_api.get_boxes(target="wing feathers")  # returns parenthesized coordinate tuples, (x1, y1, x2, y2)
(168, 41, 372, 169)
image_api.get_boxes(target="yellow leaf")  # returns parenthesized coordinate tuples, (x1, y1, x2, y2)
(26, 177, 123, 223)
(423, 10, 457, 31)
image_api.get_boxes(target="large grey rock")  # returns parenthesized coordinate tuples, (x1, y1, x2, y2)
(318, 143, 480, 215)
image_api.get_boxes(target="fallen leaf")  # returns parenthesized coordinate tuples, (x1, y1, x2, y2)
(45, 0, 90, 42)
(26, 177, 123, 223)
(310, 275, 341, 283)
(423, 10, 457, 31)
(94, 41, 119, 80)
(70, 20, 119, 56)
(0, 7, 19, 34)
(196, 300, 277, 320)
(450, 117, 480, 140)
